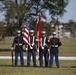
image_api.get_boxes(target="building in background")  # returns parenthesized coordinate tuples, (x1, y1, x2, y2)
(55, 25, 72, 38)
(55, 25, 63, 38)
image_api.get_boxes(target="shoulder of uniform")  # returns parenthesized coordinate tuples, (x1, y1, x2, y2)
(57, 38, 59, 40)
(50, 38, 52, 41)
(56, 38, 60, 41)
(14, 36, 17, 38)
(51, 38, 53, 39)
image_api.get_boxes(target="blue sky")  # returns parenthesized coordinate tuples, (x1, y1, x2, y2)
(0, 0, 76, 23)
(59, 0, 76, 22)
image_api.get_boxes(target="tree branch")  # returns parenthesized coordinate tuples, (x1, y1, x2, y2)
(23, 0, 26, 6)
(15, 0, 18, 6)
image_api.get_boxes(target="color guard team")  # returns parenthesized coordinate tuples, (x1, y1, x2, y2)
(11, 30, 62, 68)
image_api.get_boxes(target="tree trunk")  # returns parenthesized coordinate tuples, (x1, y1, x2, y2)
(18, 19, 22, 29)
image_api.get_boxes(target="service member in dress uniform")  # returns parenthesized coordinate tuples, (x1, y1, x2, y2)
(11, 30, 24, 66)
(39, 31, 49, 67)
(49, 32, 62, 68)
(26, 30, 37, 67)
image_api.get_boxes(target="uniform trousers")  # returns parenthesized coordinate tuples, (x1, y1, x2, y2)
(15, 51, 24, 66)
(50, 53, 60, 68)
(27, 50, 36, 67)
(40, 51, 49, 67)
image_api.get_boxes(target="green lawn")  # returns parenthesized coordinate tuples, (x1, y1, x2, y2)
(0, 37, 76, 56)
(0, 60, 76, 75)
(0, 37, 76, 75)
(59, 38, 76, 56)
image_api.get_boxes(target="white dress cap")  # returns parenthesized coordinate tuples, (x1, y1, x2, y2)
(53, 32, 56, 35)
(17, 30, 21, 34)
(30, 30, 34, 33)
(42, 31, 46, 34)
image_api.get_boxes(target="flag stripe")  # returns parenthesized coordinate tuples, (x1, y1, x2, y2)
(24, 32, 29, 38)
(23, 16, 30, 45)
(23, 37, 28, 44)
(24, 29, 29, 34)
(23, 34, 28, 40)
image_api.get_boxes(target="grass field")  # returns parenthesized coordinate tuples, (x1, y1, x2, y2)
(0, 37, 76, 56)
(59, 38, 76, 56)
(0, 37, 76, 75)
(0, 60, 76, 75)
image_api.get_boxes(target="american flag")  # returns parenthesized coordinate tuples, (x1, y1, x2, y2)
(23, 16, 30, 45)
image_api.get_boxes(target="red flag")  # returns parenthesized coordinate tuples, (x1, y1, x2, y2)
(37, 14, 42, 48)
(36, 14, 42, 60)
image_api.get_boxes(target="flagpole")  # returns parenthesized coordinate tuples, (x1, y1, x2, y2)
(37, 32, 40, 60)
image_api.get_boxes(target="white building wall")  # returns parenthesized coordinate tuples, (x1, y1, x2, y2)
(55, 25, 63, 38)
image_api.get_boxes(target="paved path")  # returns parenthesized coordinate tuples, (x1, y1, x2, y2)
(0, 56, 76, 60)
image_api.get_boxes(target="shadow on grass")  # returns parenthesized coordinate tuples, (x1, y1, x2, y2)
(0, 65, 30, 67)
(70, 66, 76, 68)
(0, 65, 13, 67)
(0, 65, 49, 68)
(0, 65, 76, 68)
(62, 66, 76, 68)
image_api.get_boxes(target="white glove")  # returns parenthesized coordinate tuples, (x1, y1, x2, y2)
(32, 44, 34, 46)
(37, 50, 39, 53)
(11, 47, 14, 50)
(42, 46, 44, 50)
(48, 49, 50, 52)
(26, 48, 28, 51)
(30, 46, 33, 49)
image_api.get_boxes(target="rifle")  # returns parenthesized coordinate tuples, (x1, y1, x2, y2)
(11, 50, 14, 66)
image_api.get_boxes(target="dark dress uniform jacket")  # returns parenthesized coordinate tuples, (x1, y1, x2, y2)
(50, 38, 62, 54)
(12, 36, 24, 52)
